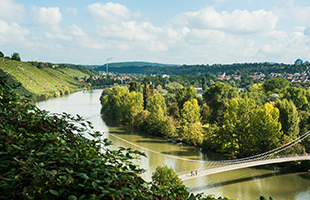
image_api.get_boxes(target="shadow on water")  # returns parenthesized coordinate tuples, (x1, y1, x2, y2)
(299, 172, 310, 180)
(135, 139, 167, 144)
(161, 147, 202, 157)
(161, 151, 201, 158)
(189, 171, 291, 192)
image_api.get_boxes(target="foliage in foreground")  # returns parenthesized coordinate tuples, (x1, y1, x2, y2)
(0, 76, 274, 199)
(0, 76, 192, 199)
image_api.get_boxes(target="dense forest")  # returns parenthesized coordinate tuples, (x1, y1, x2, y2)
(100, 78, 310, 169)
(93, 62, 309, 76)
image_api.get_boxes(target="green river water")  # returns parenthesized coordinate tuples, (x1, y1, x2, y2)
(36, 90, 310, 200)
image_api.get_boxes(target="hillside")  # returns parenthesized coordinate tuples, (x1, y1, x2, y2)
(0, 58, 98, 101)
(91, 61, 179, 73)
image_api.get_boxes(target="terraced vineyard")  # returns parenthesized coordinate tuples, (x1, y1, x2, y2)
(0, 58, 97, 101)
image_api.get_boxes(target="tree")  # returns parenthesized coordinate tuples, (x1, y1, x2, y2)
(165, 81, 184, 93)
(156, 84, 167, 93)
(222, 97, 256, 155)
(160, 116, 177, 138)
(180, 99, 201, 125)
(129, 81, 141, 92)
(100, 86, 127, 121)
(299, 111, 310, 152)
(179, 99, 203, 146)
(151, 165, 184, 188)
(11, 52, 21, 61)
(0, 51, 4, 57)
(275, 99, 299, 139)
(122, 91, 144, 126)
(240, 73, 253, 90)
(283, 87, 308, 110)
(143, 82, 150, 109)
(262, 78, 289, 94)
(133, 110, 150, 131)
(248, 83, 266, 106)
(149, 84, 155, 96)
(146, 94, 167, 135)
(203, 82, 238, 125)
(151, 165, 189, 199)
(168, 102, 180, 119)
(202, 76, 207, 91)
(249, 103, 283, 155)
(175, 86, 197, 110)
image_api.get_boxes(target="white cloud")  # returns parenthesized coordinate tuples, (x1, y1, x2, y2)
(258, 30, 310, 62)
(0, 19, 29, 36)
(2, 1, 307, 65)
(69, 24, 87, 37)
(148, 41, 168, 51)
(44, 32, 72, 41)
(266, 30, 288, 41)
(30, 6, 70, 41)
(274, 0, 310, 23)
(173, 6, 277, 34)
(78, 37, 109, 50)
(0, 0, 25, 21)
(31, 6, 62, 28)
(96, 21, 163, 43)
(87, 3, 131, 23)
(0, 19, 31, 52)
(118, 42, 130, 51)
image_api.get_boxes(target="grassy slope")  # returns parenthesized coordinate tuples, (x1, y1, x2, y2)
(0, 58, 92, 100)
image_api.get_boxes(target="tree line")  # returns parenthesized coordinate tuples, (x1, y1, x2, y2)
(100, 78, 310, 160)
(0, 51, 21, 61)
(95, 62, 309, 76)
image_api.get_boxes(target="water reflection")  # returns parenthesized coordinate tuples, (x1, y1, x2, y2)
(36, 90, 310, 200)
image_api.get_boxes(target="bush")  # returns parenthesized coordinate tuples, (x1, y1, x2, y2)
(11, 52, 21, 61)
(0, 76, 248, 199)
(0, 76, 161, 199)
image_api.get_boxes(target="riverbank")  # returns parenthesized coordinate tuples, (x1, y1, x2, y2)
(35, 89, 310, 200)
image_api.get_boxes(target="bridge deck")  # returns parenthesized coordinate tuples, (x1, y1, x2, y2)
(179, 155, 310, 181)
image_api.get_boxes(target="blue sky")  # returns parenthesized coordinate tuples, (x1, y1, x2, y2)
(0, 0, 310, 65)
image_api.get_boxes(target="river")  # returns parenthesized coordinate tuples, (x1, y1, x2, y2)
(36, 89, 310, 200)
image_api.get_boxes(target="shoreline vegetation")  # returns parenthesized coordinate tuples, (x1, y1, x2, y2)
(1, 75, 242, 200)
(1, 52, 310, 198)
(99, 79, 310, 173)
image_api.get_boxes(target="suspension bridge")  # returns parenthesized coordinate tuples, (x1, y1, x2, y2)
(108, 131, 310, 181)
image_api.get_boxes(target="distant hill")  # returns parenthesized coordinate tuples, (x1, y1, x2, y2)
(90, 61, 180, 72)
(0, 58, 98, 101)
(90, 61, 309, 76)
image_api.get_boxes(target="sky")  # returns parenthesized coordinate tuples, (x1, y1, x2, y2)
(0, 0, 310, 65)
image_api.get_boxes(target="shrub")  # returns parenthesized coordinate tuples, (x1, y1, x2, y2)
(0, 76, 157, 199)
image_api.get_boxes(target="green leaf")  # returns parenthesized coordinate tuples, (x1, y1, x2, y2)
(68, 195, 77, 200)
(49, 189, 59, 196)
(91, 181, 97, 188)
